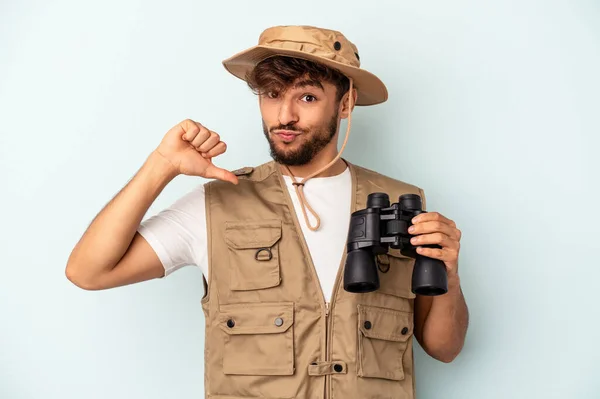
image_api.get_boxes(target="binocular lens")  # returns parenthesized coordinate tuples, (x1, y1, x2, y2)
(366, 193, 390, 209)
(343, 250, 379, 293)
(399, 194, 422, 211)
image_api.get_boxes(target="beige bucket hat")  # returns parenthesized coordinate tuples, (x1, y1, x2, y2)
(222, 25, 388, 106)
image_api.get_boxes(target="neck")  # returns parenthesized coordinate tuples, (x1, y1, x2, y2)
(279, 147, 347, 179)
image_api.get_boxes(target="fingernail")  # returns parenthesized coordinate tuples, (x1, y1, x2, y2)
(410, 237, 418, 244)
(412, 217, 419, 224)
(408, 226, 415, 233)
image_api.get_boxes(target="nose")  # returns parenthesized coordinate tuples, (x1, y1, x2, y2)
(278, 97, 298, 127)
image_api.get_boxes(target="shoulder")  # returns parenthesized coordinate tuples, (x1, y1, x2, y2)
(165, 183, 206, 212)
(351, 162, 423, 193)
(205, 160, 277, 191)
(349, 161, 428, 208)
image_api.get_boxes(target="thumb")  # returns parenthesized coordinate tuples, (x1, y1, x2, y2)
(204, 164, 239, 185)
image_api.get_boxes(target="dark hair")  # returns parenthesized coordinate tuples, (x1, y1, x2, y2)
(245, 56, 351, 103)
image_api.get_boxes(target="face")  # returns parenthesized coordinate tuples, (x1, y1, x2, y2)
(259, 78, 343, 166)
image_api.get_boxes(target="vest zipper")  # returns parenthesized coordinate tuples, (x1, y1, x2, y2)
(325, 300, 330, 397)
(325, 161, 357, 398)
(275, 164, 357, 399)
(325, 257, 346, 399)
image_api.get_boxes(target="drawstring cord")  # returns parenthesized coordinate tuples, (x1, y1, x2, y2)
(282, 78, 355, 231)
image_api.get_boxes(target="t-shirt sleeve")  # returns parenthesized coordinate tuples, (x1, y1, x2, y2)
(137, 184, 208, 277)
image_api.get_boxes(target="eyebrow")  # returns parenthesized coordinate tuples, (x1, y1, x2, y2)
(292, 79, 324, 91)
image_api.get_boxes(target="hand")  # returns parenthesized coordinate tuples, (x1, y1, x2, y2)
(154, 119, 238, 184)
(408, 212, 462, 278)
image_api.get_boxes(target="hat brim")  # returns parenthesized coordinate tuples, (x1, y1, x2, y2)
(222, 45, 388, 106)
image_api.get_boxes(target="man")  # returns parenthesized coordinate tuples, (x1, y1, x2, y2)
(66, 25, 468, 399)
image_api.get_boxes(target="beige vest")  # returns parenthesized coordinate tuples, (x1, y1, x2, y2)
(201, 159, 425, 399)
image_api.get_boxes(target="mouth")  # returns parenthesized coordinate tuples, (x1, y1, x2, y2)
(273, 130, 301, 142)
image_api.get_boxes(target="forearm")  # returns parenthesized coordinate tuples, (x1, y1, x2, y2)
(66, 151, 177, 282)
(420, 275, 469, 362)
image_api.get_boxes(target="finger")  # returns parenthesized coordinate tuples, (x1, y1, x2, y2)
(197, 131, 221, 153)
(202, 141, 227, 158)
(191, 126, 211, 148)
(413, 212, 455, 227)
(410, 232, 459, 250)
(416, 246, 458, 263)
(409, 220, 456, 238)
(204, 164, 239, 185)
(180, 119, 200, 141)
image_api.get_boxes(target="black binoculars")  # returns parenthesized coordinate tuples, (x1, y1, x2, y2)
(343, 193, 448, 296)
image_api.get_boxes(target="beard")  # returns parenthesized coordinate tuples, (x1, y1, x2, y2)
(262, 110, 339, 166)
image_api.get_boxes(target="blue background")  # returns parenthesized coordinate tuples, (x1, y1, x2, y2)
(1, 0, 598, 397)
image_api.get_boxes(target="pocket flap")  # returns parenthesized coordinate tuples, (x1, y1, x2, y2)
(219, 302, 294, 335)
(358, 305, 413, 342)
(224, 219, 282, 249)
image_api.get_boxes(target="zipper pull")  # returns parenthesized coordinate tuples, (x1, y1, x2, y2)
(325, 302, 330, 317)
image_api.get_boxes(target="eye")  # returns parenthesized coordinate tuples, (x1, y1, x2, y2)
(302, 94, 317, 103)
(266, 91, 279, 99)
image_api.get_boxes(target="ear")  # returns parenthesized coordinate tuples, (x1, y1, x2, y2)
(339, 88, 358, 119)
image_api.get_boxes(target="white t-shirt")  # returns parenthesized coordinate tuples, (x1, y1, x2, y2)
(137, 166, 352, 302)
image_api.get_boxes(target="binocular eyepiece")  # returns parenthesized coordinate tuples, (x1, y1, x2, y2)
(343, 193, 448, 296)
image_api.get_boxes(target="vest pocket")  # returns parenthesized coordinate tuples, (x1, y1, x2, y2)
(224, 219, 282, 291)
(219, 301, 294, 375)
(376, 249, 417, 300)
(357, 304, 414, 381)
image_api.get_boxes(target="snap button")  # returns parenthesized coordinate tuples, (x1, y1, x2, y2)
(255, 247, 273, 261)
(364, 321, 372, 330)
(334, 41, 341, 51)
(401, 327, 409, 335)
(333, 363, 343, 373)
(274, 317, 284, 327)
(226, 319, 235, 328)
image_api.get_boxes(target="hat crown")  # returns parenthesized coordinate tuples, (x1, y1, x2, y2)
(222, 24, 388, 105)
(258, 25, 361, 68)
